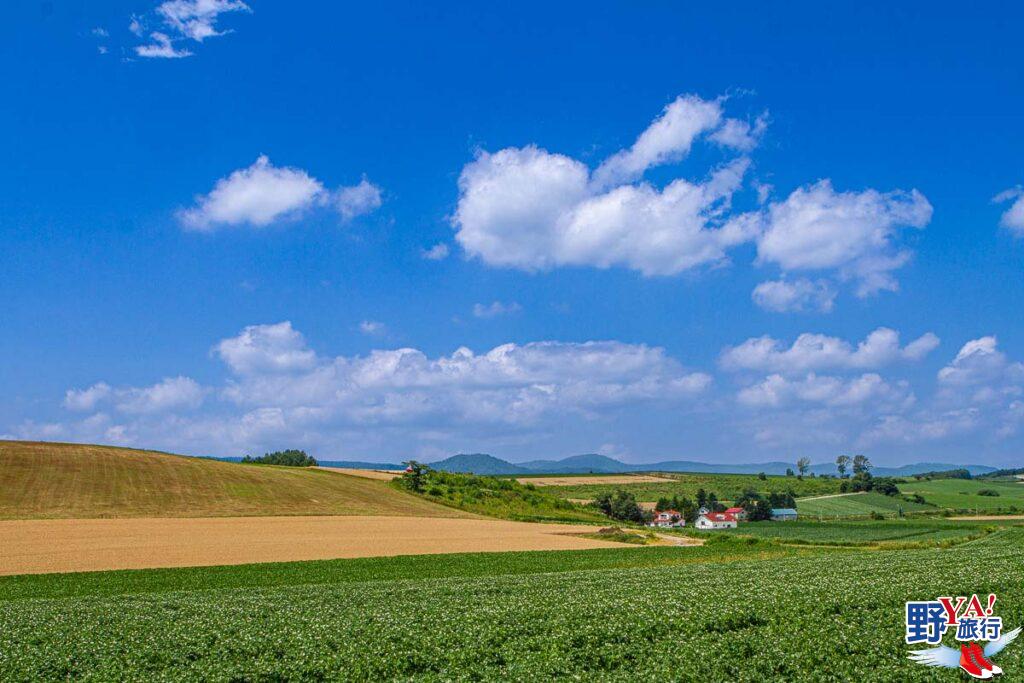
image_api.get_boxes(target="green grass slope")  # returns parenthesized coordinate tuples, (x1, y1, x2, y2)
(898, 478, 1024, 512)
(0, 441, 466, 520)
(796, 492, 933, 518)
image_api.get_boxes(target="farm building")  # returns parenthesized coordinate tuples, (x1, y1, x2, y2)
(771, 508, 798, 521)
(695, 512, 738, 530)
(724, 506, 747, 521)
(648, 510, 685, 528)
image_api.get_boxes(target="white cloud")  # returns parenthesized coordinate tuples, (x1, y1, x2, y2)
(91, 27, 110, 38)
(215, 321, 317, 375)
(63, 378, 203, 415)
(709, 114, 768, 153)
(178, 156, 381, 230)
(422, 243, 450, 260)
(115, 376, 205, 414)
(134, 0, 249, 58)
(64, 383, 112, 412)
(591, 95, 724, 188)
(756, 180, 933, 296)
(737, 372, 911, 408)
(472, 301, 521, 319)
(135, 32, 193, 58)
(335, 179, 382, 221)
(156, 0, 250, 41)
(938, 336, 1024, 388)
(453, 95, 764, 277)
(721, 327, 939, 374)
(359, 320, 386, 335)
(751, 278, 835, 313)
(994, 186, 1024, 236)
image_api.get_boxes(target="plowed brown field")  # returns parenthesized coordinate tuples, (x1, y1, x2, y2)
(0, 516, 624, 575)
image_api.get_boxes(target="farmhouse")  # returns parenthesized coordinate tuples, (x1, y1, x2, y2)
(724, 506, 747, 521)
(648, 510, 685, 528)
(695, 512, 738, 530)
(771, 508, 798, 521)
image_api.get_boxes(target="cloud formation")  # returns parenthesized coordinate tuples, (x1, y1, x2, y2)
(755, 180, 933, 296)
(179, 156, 381, 230)
(721, 327, 939, 374)
(751, 278, 835, 313)
(135, 0, 250, 58)
(994, 187, 1024, 236)
(453, 95, 761, 276)
(452, 94, 932, 302)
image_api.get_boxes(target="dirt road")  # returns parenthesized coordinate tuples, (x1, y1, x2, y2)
(0, 516, 627, 576)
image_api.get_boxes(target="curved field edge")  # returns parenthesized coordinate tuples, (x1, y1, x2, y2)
(1, 531, 1021, 681)
(0, 440, 464, 519)
(0, 539, 818, 602)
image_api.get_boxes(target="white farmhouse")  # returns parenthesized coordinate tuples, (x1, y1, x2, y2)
(695, 512, 738, 530)
(648, 510, 685, 528)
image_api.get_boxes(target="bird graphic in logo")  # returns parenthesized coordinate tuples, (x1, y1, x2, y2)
(908, 627, 1020, 679)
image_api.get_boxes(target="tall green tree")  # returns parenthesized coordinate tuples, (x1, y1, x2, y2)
(835, 455, 851, 478)
(852, 454, 872, 476)
(796, 457, 811, 478)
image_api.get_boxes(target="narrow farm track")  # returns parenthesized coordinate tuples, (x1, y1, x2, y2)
(0, 516, 630, 576)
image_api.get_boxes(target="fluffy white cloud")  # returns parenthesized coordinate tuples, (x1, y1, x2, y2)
(135, 32, 192, 58)
(218, 336, 712, 429)
(63, 377, 204, 415)
(115, 376, 205, 414)
(938, 336, 1024, 388)
(178, 156, 381, 230)
(591, 95, 724, 188)
(64, 383, 112, 412)
(756, 180, 933, 296)
(994, 187, 1024, 236)
(472, 301, 521, 319)
(721, 327, 939, 374)
(737, 372, 911, 408)
(335, 179, 382, 221)
(215, 322, 317, 375)
(135, 0, 249, 58)
(751, 278, 835, 313)
(453, 95, 763, 276)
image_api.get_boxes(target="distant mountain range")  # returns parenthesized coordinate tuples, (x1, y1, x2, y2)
(319, 453, 999, 477)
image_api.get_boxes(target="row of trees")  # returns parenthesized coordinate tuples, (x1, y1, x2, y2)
(240, 449, 318, 467)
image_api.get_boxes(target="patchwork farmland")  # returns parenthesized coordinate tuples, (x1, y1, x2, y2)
(1, 440, 1022, 680)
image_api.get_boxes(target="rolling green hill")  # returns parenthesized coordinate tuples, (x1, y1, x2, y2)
(0, 441, 466, 520)
(796, 492, 934, 518)
(898, 478, 1024, 512)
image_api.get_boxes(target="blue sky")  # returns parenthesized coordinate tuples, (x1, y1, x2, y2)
(2, 1, 1024, 466)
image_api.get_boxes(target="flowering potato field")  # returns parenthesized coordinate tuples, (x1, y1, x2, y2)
(691, 518, 1008, 546)
(1, 530, 1021, 680)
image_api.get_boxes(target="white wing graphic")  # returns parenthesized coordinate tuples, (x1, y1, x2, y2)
(907, 645, 960, 669)
(985, 626, 1021, 658)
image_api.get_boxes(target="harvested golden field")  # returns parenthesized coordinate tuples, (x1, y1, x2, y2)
(0, 516, 625, 575)
(0, 441, 463, 520)
(315, 466, 401, 481)
(518, 474, 677, 486)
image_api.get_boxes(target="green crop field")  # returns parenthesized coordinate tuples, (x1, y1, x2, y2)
(542, 472, 843, 502)
(685, 518, 1014, 546)
(898, 478, 1024, 512)
(796, 491, 934, 518)
(0, 441, 463, 520)
(2, 529, 1022, 680)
